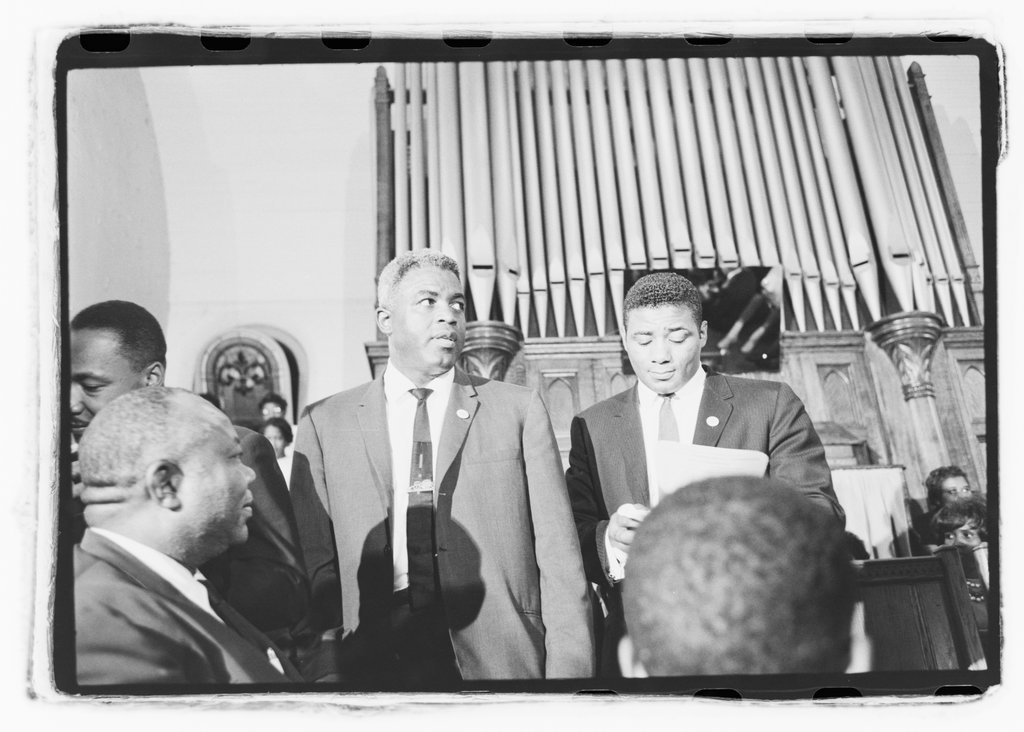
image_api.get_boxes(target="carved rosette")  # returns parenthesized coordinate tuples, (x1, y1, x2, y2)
(458, 320, 525, 382)
(866, 311, 945, 400)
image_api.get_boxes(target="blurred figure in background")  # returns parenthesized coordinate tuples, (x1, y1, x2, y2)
(910, 465, 977, 555)
(260, 393, 289, 422)
(261, 417, 294, 490)
(932, 493, 990, 649)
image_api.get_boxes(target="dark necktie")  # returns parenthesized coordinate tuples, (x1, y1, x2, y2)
(658, 393, 679, 441)
(200, 578, 289, 677)
(407, 387, 436, 611)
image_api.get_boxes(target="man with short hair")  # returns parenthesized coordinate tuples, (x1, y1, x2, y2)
(69, 301, 311, 664)
(618, 476, 867, 677)
(75, 387, 302, 684)
(70, 300, 167, 446)
(290, 249, 594, 684)
(567, 272, 843, 674)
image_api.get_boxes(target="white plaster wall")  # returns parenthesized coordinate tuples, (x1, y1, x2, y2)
(137, 64, 380, 406)
(67, 68, 171, 324)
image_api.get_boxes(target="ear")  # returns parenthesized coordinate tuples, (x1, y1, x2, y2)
(376, 307, 393, 336)
(143, 361, 165, 387)
(845, 602, 873, 674)
(618, 635, 648, 678)
(143, 459, 183, 510)
(698, 319, 709, 348)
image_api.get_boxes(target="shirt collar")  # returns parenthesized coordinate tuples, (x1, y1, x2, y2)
(90, 527, 209, 586)
(636, 365, 707, 408)
(383, 359, 456, 401)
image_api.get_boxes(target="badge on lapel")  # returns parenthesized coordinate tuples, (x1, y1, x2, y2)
(706, 415, 720, 428)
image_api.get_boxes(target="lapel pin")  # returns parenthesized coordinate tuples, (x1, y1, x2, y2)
(706, 416, 720, 427)
(456, 409, 470, 420)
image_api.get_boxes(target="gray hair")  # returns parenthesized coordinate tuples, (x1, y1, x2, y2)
(79, 387, 222, 492)
(377, 249, 461, 310)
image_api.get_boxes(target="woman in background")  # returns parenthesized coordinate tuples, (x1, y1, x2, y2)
(261, 417, 294, 489)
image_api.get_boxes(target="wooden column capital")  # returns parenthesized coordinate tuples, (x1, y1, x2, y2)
(458, 320, 524, 382)
(867, 310, 945, 400)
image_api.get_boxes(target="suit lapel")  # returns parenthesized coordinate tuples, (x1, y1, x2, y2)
(692, 371, 734, 447)
(356, 377, 393, 517)
(79, 531, 288, 681)
(614, 386, 650, 506)
(81, 530, 188, 602)
(436, 368, 479, 498)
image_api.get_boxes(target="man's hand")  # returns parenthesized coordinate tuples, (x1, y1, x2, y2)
(607, 503, 650, 555)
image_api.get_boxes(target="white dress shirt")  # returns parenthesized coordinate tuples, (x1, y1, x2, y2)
(606, 367, 707, 580)
(383, 360, 455, 593)
(89, 528, 286, 674)
(90, 527, 222, 622)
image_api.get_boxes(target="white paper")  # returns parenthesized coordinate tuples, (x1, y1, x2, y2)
(653, 441, 769, 495)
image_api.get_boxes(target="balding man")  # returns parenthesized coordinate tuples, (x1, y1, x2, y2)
(75, 387, 303, 684)
(619, 476, 869, 677)
(69, 301, 311, 667)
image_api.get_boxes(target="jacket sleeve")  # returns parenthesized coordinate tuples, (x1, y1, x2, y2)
(565, 415, 613, 587)
(200, 429, 312, 657)
(523, 392, 597, 678)
(289, 408, 344, 637)
(768, 383, 846, 527)
(76, 589, 227, 685)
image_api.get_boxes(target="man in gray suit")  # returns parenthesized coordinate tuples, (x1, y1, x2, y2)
(290, 249, 594, 685)
(567, 272, 844, 675)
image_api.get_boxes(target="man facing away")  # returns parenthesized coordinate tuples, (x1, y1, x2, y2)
(75, 387, 303, 684)
(289, 249, 594, 685)
(567, 272, 844, 674)
(69, 301, 312, 665)
(619, 476, 869, 677)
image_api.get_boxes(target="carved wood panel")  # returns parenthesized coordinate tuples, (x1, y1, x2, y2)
(934, 327, 987, 492)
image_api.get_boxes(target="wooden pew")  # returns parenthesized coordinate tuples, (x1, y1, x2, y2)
(856, 549, 987, 671)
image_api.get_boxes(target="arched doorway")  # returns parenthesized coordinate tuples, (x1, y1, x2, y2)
(194, 327, 303, 429)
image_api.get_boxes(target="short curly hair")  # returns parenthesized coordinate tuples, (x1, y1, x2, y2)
(931, 494, 987, 542)
(377, 249, 461, 310)
(71, 300, 167, 371)
(623, 272, 703, 327)
(79, 387, 222, 491)
(259, 393, 287, 412)
(924, 465, 969, 510)
(623, 476, 856, 676)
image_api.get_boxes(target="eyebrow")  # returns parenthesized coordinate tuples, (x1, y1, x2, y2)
(632, 326, 690, 337)
(71, 370, 110, 381)
(414, 289, 465, 300)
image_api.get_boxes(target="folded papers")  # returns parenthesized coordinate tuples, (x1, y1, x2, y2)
(653, 442, 769, 495)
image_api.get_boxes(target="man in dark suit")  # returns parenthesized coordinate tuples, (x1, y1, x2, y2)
(566, 272, 844, 674)
(75, 387, 303, 684)
(70, 301, 311, 664)
(290, 249, 594, 685)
